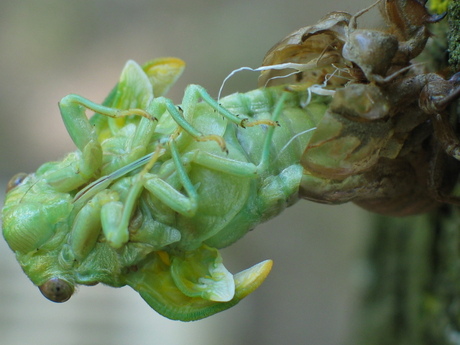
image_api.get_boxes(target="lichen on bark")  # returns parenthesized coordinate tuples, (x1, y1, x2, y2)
(448, 0, 460, 71)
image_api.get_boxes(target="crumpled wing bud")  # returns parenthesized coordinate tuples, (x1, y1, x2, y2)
(125, 245, 272, 321)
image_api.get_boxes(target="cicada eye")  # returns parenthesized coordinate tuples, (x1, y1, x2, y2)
(6, 172, 28, 193)
(39, 278, 74, 303)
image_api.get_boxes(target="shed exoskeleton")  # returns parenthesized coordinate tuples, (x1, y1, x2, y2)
(259, 0, 460, 216)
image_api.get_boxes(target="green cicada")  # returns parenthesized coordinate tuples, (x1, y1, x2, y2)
(2, 57, 328, 321)
(3, 0, 460, 321)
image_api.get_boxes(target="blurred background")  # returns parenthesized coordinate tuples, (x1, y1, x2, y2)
(0, 0, 371, 344)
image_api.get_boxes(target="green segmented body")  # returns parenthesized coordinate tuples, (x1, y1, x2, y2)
(2, 58, 330, 321)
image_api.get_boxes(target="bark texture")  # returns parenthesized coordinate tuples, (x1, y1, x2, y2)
(353, 210, 460, 344)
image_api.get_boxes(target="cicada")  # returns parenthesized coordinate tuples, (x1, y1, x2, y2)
(2, 56, 328, 321)
(3, 0, 460, 321)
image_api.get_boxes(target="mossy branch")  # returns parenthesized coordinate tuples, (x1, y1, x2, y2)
(448, 0, 460, 70)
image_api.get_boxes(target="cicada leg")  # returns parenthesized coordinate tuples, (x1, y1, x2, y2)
(67, 189, 121, 261)
(429, 109, 460, 161)
(142, 91, 290, 217)
(42, 59, 168, 192)
(94, 86, 281, 248)
(148, 141, 261, 207)
(256, 92, 289, 172)
(41, 94, 155, 193)
(96, 139, 200, 244)
(142, 139, 199, 218)
(95, 59, 187, 176)
(99, 146, 167, 248)
(178, 84, 278, 128)
(101, 95, 290, 247)
(149, 85, 278, 153)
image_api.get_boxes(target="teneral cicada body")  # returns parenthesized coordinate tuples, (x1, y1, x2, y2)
(2, 56, 331, 320)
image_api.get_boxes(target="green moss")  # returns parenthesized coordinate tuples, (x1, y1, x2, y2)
(448, 1, 460, 71)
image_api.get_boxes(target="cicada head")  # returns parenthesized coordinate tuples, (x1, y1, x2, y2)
(2, 171, 76, 302)
(342, 29, 399, 81)
(3, 173, 73, 254)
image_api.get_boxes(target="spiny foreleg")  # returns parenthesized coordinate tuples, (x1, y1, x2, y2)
(42, 95, 154, 193)
(42, 60, 164, 192)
